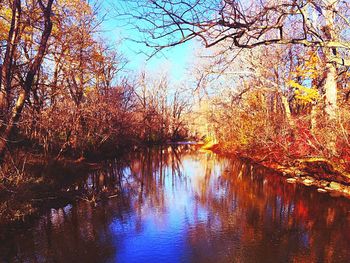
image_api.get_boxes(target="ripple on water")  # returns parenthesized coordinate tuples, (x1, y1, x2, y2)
(1, 146, 350, 263)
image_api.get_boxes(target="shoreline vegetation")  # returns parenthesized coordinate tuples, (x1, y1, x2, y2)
(206, 142, 350, 199)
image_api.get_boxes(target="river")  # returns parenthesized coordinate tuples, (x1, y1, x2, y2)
(1, 145, 350, 262)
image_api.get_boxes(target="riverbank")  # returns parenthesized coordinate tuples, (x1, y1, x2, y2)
(0, 140, 138, 227)
(207, 143, 350, 199)
(0, 155, 97, 227)
(0, 142, 196, 227)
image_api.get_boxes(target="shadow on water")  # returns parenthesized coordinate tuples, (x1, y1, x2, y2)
(1, 145, 350, 262)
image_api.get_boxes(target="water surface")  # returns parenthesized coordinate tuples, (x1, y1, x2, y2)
(1, 146, 350, 262)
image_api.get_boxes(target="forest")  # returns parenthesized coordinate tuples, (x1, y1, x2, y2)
(1, 0, 350, 181)
(0, 0, 192, 174)
(1, 0, 350, 262)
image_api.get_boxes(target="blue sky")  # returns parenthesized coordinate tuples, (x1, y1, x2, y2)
(99, 1, 194, 82)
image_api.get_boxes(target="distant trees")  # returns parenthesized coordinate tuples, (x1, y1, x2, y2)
(0, 0, 191, 163)
(134, 73, 190, 143)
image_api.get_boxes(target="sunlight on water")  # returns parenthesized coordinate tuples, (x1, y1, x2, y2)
(1, 146, 350, 262)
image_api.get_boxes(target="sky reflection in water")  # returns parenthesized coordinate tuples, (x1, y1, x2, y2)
(1, 145, 350, 263)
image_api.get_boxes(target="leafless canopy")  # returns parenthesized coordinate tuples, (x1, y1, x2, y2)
(119, 0, 350, 63)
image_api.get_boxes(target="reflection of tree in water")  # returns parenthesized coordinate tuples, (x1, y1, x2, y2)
(127, 145, 190, 224)
(2, 147, 350, 262)
(0, 145, 192, 262)
(187, 156, 350, 263)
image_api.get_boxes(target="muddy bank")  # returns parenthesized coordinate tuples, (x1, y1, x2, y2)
(208, 143, 350, 199)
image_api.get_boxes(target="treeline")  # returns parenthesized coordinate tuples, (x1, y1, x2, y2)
(0, 0, 190, 161)
(194, 43, 350, 167)
(124, 0, 350, 169)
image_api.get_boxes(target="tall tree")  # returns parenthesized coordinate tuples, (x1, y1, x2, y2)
(121, 0, 350, 119)
(0, 0, 54, 159)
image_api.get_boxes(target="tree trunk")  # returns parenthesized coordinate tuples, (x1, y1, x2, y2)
(281, 94, 294, 127)
(323, 1, 338, 120)
(0, 0, 54, 161)
(310, 104, 317, 134)
(322, 1, 338, 155)
(0, 91, 27, 156)
(0, 0, 21, 116)
(324, 62, 337, 120)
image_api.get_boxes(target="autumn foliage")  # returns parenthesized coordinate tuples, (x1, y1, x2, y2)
(0, 0, 191, 164)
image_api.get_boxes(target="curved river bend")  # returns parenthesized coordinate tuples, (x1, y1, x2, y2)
(1, 146, 350, 262)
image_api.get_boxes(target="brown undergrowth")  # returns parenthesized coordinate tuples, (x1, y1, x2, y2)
(208, 141, 350, 198)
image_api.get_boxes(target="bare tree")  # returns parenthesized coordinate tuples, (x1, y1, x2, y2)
(0, 0, 54, 159)
(119, 0, 350, 119)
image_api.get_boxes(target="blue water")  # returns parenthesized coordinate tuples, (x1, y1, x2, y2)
(1, 146, 350, 262)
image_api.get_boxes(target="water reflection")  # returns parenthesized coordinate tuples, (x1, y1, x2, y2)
(1, 146, 350, 262)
